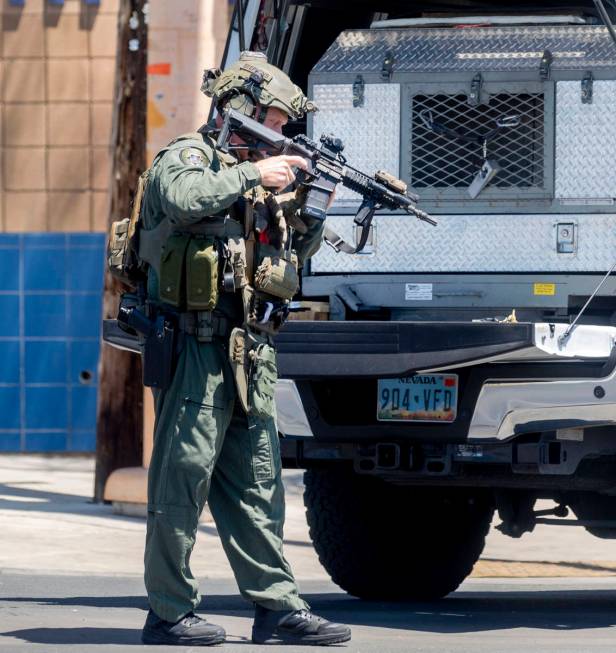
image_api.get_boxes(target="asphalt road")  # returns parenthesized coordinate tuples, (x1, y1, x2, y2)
(2, 574, 616, 653)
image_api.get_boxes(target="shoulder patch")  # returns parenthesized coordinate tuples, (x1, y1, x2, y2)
(179, 147, 208, 167)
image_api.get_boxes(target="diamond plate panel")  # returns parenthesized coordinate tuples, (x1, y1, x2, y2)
(312, 84, 399, 203)
(313, 27, 616, 74)
(311, 214, 616, 273)
(555, 81, 616, 199)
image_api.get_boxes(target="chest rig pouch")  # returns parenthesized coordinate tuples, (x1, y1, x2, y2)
(107, 170, 150, 286)
(159, 233, 219, 311)
(226, 190, 304, 417)
(254, 248, 299, 300)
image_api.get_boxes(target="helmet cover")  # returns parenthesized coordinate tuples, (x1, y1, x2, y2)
(201, 51, 317, 120)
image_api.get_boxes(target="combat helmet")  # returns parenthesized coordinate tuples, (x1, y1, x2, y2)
(201, 51, 317, 121)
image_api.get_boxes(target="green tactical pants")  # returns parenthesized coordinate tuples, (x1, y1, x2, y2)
(144, 334, 309, 622)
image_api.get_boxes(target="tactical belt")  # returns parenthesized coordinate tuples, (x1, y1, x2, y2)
(178, 311, 232, 341)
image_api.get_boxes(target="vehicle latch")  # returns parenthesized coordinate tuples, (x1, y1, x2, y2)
(556, 222, 576, 254)
(381, 50, 395, 80)
(581, 71, 594, 104)
(469, 72, 483, 106)
(352, 74, 365, 108)
(539, 49, 553, 81)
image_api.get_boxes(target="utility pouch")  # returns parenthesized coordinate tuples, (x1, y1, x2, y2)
(142, 315, 176, 391)
(248, 337, 278, 419)
(159, 233, 191, 307)
(227, 236, 248, 289)
(107, 218, 132, 282)
(186, 236, 218, 310)
(229, 327, 250, 413)
(228, 327, 277, 418)
(107, 170, 150, 285)
(244, 285, 289, 337)
(254, 255, 299, 300)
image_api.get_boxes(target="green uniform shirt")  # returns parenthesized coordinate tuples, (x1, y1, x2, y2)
(141, 126, 325, 310)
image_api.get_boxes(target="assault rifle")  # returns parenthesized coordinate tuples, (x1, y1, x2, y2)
(216, 108, 437, 254)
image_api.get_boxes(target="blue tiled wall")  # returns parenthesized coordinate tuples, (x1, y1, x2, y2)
(0, 233, 106, 452)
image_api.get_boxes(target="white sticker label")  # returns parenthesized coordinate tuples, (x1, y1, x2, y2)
(405, 283, 433, 301)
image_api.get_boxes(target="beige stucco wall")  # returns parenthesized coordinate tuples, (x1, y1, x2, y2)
(0, 0, 231, 236)
(144, 0, 232, 467)
(146, 0, 232, 164)
(0, 0, 119, 233)
(0, 0, 232, 466)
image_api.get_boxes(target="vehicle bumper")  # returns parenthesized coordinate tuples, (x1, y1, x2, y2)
(274, 321, 616, 441)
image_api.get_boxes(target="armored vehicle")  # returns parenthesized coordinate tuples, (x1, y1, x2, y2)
(107, 0, 616, 600)
(233, 0, 616, 600)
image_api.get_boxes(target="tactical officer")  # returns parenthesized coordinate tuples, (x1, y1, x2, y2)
(137, 52, 352, 646)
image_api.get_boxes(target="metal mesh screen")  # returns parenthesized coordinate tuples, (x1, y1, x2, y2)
(410, 92, 545, 191)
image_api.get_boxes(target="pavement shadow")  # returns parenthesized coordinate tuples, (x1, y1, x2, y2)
(202, 590, 616, 634)
(4, 588, 616, 644)
(1, 627, 140, 645)
(1, 595, 149, 609)
(0, 482, 91, 509)
(0, 482, 144, 526)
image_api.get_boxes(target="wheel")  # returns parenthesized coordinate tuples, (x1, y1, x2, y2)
(568, 492, 616, 539)
(304, 468, 494, 600)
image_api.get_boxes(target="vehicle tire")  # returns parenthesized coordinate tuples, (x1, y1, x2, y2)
(568, 492, 616, 539)
(303, 468, 494, 600)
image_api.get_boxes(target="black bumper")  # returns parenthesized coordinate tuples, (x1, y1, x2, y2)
(275, 320, 534, 379)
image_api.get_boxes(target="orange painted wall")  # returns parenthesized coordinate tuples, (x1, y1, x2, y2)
(0, 0, 119, 233)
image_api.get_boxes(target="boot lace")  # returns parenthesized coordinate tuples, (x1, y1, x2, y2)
(182, 612, 204, 627)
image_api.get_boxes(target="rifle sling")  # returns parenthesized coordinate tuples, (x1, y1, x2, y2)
(323, 224, 371, 256)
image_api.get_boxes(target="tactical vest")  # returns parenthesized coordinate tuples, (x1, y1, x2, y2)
(107, 130, 300, 416)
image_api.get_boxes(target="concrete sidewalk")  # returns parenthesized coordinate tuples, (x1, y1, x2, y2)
(1, 454, 616, 580)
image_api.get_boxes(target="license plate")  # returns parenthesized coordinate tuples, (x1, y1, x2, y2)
(377, 374, 458, 422)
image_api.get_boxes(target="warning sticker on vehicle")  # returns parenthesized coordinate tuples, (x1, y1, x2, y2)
(405, 283, 433, 301)
(533, 283, 556, 296)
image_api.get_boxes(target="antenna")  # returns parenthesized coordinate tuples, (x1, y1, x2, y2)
(558, 260, 616, 346)
(237, 0, 246, 52)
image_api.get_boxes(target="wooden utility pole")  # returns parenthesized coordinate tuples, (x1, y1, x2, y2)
(94, 0, 148, 502)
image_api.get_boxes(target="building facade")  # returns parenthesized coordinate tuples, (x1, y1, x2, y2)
(0, 0, 231, 452)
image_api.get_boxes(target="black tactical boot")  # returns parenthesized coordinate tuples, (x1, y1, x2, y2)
(141, 608, 226, 646)
(252, 605, 351, 645)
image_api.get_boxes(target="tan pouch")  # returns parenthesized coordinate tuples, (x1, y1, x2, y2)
(229, 327, 250, 414)
(159, 233, 191, 307)
(254, 255, 299, 300)
(107, 170, 150, 285)
(227, 236, 248, 289)
(107, 218, 131, 281)
(186, 236, 218, 310)
(228, 327, 277, 418)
